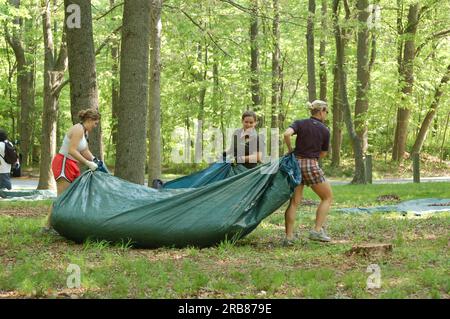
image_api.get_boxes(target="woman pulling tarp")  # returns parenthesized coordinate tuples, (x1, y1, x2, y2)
(162, 111, 265, 189)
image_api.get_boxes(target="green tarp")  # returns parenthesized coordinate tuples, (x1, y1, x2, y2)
(51, 154, 301, 248)
(163, 161, 249, 189)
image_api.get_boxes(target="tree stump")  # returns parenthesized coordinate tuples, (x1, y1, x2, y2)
(346, 243, 393, 257)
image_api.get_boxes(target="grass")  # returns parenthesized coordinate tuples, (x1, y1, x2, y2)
(322, 153, 450, 179)
(303, 182, 450, 207)
(0, 182, 449, 298)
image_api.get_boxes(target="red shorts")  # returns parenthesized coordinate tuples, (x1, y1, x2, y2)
(51, 153, 80, 183)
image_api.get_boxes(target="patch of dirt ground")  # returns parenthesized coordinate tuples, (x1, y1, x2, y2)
(0, 207, 49, 218)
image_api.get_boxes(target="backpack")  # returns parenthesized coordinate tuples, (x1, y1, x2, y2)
(0, 141, 19, 165)
(11, 162, 21, 177)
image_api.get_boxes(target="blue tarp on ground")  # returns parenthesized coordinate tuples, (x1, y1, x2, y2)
(0, 189, 56, 201)
(338, 198, 450, 216)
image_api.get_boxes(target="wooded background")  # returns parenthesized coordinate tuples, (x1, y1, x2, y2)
(0, 0, 448, 188)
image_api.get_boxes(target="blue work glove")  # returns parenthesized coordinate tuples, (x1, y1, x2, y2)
(93, 157, 109, 174)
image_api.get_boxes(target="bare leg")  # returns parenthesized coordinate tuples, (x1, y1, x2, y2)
(56, 179, 71, 196)
(310, 182, 333, 231)
(45, 179, 71, 227)
(284, 184, 304, 239)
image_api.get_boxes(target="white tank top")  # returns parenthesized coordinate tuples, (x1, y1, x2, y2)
(59, 125, 88, 161)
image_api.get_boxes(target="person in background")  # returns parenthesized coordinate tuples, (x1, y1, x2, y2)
(0, 129, 13, 190)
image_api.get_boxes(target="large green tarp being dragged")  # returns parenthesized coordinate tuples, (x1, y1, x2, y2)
(51, 154, 301, 248)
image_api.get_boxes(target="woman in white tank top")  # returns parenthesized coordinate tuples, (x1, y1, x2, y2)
(43, 108, 101, 233)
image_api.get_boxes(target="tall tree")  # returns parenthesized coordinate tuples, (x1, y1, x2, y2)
(5, 0, 36, 167)
(147, 0, 162, 186)
(194, 42, 208, 164)
(271, 0, 281, 134)
(392, 3, 419, 161)
(214, 60, 225, 148)
(331, 0, 350, 167)
(269, 0, 281, 157)
(333, 0, 366, 183)
(354, 0, 371, 153)
(331, 63, 343, 167)
(64, 0, 102, 158)
(306, 0, 316, 102)
(115, 0, 151, 184)
(411, 64, 450, 154)
(3, 43, 17, 137)
(319, 0, 327, 101)
(250, 0, 262, 126)
(440, 112, 450, 161)
(210, 48, 226, 150)
(110, 0, 120, 147)
(37, 0, 68, 190)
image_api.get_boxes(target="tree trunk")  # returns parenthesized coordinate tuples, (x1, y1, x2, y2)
(279, 55, 285, 128)
(194, 43, 207, 164)
(64, 0, 102, 159)
(115, 0, 151, 184)
(331, 63, 343, 167)
(331, 0, 350, 168)
(17, 62, 34, 168)
(319, 0, 327, 101)
(5, 0, 35, 168)
(392, 0, 403, 159)
(306, 0, 317, 102)
(4, 46, 17, 137)
(396, 0, 403, 77)
(440, 112, 450, 161)
(279, 55, 286, 155)
(271, 2, 280, 115)
(110, 0, 120, 147)
(271, 0, 281, 157)
(111, 45, 119, 146)
(411, 64, 450, 154)
(212, 55, 220, 112)
(354, 0, 371, 154)
(212, 52, 224, 147)
(368, 4, 377, 76)
(250, 0, 262, 127)
(147, 0, 162, 186)
(333, 0, 366, 184)
(39, 0, 56, 190)
(38, 0, 68, 190)
(18, 64, 35, 168)
(392, 3, 419, 161)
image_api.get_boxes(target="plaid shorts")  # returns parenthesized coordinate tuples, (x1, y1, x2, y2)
(297, 158, 326, 186)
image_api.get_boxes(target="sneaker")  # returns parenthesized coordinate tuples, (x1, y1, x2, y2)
(309, 228, 331, 242)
